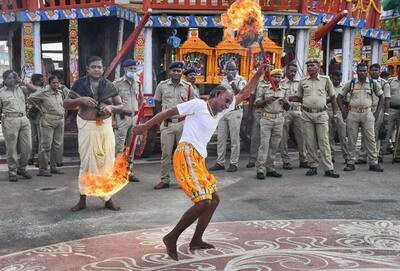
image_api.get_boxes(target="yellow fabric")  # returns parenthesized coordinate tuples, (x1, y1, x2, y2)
(270, 69, 282, 76)
(77, 116, 116, 201)
(173, 142, 217, 203)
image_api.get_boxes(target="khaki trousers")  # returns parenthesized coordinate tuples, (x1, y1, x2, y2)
(216, 109, 243, 166)
(160, 121, 183, 183)
(2, 116, 32, 175)
(347, 110, 378, 165)
(380, 108, 400, 156)
(280, 110, 307, 164)
(248, 109, 262, 165)
(115, 114, 136, 153)
(328, 111, 350, 161)
(39, 117, 64, 171)
(29, 118, 41, 159)
(302, 111, 334, 170)
(256, 117, 284, 174)
(359, 110, 383, 160)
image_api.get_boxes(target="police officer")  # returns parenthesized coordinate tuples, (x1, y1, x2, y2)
(114, 59, 143, 182)
(27, 73, 45, 166)
(153, 61, 194, 189)
(246, 75, 263, 169)
(381, 65, 400, 163)
(338, 62, 384, 172)
(328, 70, 350, 164)
(29, 75, 69, 176)
(0, 70, 32, 181)
(255, 69, 289, 179)
(209, 61, 247, 172)
(296, 58, 340, 178)
(183, 68, 200, 98)
(280, 63, 308, 169)
(357, 63, 390, 163)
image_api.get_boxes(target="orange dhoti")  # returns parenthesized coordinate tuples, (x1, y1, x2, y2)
(173, 142, 217, 203)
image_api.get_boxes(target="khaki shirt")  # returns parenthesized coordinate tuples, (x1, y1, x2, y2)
(341, 78, 383, 109)
(371, 77, 390, 111)
(190, 83, 200, 99)
(298, 74, 335, 109)
(114, 75, 142, 113)
(388, 77, 400, 97)
(154, 79, 193, 111)
(255, 79, 286, 114)
(220, 75, 247, 94)
(0, 86, 28, 114)
(29, 85, 69, 115)
(327, 84, 343, 112)
(280, 77, 300, 109)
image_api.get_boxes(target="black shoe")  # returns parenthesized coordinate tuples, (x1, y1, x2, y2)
(355, 159, 367, 165)
(37, 170, 52, 177)
(128, 174, 140, 182)
(227, 164, 238, 172)
(325, 170, 340, 178)
(299, 161, 309, 168)
(17, 170, 32, 179)
(50, 169, 64, 174)
(246, 162, 255, 168)
(306, 167, 317, 176)
(332, 158, 335, 164)
(57, 162, 64, 167)
(343, 164, 355, 171)
(369, 164, 384, 172)
(9, 175, 17, 182)
(154, 181, 170, 189)
(256, 172, 265, 179)
(209, 163, 225, 171)
(266, 171, 282, 178)
(282, 163, 293, 170)
(392, 157, 400, 163)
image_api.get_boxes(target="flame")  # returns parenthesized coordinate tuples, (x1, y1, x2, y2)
(222, 0, 264, 47)
(81, 151, 130, 198)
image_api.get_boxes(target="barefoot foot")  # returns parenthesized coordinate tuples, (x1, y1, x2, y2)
(71, 201, 86, 212)
(189, 240, 215, 250)
(105, 200, 120, 211)
(163, 234, 178, 261)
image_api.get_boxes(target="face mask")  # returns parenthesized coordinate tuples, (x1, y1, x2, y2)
(227, 71, 237, 78)
(126, 71, 136, 80)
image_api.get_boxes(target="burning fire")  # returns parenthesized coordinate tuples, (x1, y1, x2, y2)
(222, 0, 264, 47)
(81, 151, 130, 198)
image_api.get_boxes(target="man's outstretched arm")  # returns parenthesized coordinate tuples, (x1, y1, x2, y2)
(133, 107, 179, 134)
(235, 64, 266, 106)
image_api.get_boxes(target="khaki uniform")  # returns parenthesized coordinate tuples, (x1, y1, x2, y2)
(380, 77, 400, 157)
(154, 79, 193, 183)
(341, 78, 383, 165)
(255, 80, 286, 174)
(359, 77, 390, 160)
(114, 76, 142, 158)
(248, 99, 263, 165)
(27, 88, 44, 161)
(216, 75, 247, 166)
(56, 84, 69, 165)
(190, 83, 200, 98)
(29, 86, 69, 171)
(298, 74, 335, 170)
(279, 77, 307, 164)
(0, 86, 32, 176)
(328, 84, 350, 161)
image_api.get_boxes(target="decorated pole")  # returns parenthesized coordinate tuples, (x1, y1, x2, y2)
(313, 10, 348, 42)
(104, 10, 152, 78)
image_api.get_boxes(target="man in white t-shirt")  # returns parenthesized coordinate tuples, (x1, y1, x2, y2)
(132, 65, 265, 261)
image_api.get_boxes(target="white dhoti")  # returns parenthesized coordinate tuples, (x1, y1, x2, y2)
(77, 116, 115, 201)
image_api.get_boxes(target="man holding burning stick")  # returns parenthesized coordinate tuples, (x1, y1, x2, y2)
(64, 56, 123, 211)
(132, 64, 266, 261)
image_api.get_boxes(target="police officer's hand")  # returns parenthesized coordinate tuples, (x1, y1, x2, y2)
(80, 97, 97, 108)
(342, 111, 348, 120)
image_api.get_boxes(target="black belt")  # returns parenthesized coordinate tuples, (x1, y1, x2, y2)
(302, 106, 326, 113)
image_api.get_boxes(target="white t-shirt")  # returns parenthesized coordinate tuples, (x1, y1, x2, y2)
(177, 97, 236, 158)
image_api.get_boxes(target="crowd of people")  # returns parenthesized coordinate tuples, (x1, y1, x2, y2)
(1, 54, 400, 261)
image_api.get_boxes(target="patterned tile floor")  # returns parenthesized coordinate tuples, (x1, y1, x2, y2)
(1, 220, 400, 270)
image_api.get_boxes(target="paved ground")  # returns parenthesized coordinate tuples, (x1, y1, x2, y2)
(0, 151, 399, 258)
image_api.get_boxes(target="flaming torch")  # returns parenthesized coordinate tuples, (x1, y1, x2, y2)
(222, 0, 275, 89)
